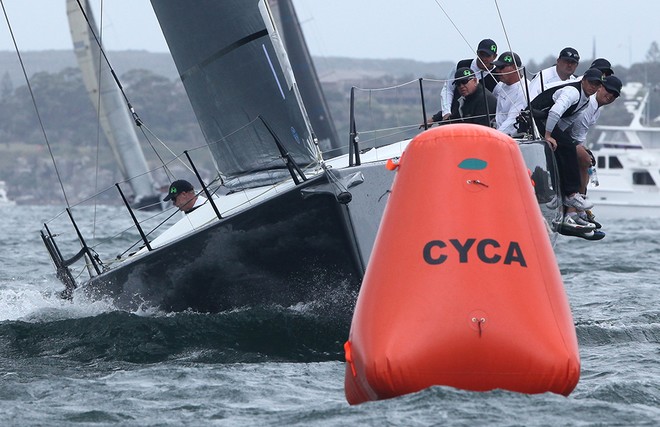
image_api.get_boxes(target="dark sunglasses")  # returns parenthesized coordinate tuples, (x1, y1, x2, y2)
(455, 78, 475, 86)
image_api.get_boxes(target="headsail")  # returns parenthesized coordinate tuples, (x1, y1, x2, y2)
(267, 0, 342, 158)
(66, 0, 158, 205)
(150, 0, 321, 188)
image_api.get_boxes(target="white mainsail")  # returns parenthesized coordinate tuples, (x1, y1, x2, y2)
(66, 0, 158, 205)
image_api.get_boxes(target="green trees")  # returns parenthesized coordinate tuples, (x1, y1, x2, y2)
(1, 50, 660, 203)
(0, 67, 204, 147)
(0, 67, 206, 203)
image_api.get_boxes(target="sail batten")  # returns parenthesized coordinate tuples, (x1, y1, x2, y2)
(179, 29, 270, 82)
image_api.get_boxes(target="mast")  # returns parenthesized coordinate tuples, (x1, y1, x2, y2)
(66, 0, 158, 205)
(268, 0, 342, 158)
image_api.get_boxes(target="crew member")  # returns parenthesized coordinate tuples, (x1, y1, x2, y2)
(163, 179, 207, 214)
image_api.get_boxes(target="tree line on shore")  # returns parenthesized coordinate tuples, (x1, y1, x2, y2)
(1, 53, 659, 204)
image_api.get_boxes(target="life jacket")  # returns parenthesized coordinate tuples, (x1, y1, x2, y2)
(529, 80, 585, 120)
(515, 80, 587, 135)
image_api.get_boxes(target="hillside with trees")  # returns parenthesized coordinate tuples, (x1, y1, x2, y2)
(1, 48, 659, 204)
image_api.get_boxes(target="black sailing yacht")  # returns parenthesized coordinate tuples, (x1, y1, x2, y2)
(41, 0, 397, 314)
(40, 0, 561, 319)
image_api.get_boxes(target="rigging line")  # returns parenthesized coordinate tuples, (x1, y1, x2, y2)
(73, 0, 172, 173)
(92, 0, 107, 239)
(431, 1, 499, 87)
(421, 77, 449, 84)
(492, 0, 527, 101)
(73, 0, 135, 117)
(431, 0, 487, 70)
(492, 0, 536, 137)
(357, 122, 423, 135)
(135, 123, 179, 180)
(111, 208, 181, 259)
(139, 114, 268, 182)
(353, 78, 420, 92)
(431, 1, 471, 52)
(0, 0, 70, 207)
(493, 0, 514, 59)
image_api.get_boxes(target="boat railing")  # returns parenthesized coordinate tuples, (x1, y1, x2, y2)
(345, 74, 560, 239)
(347, 74, 502, 166)
(348, 77, 438, 165)
(41, 131, 326, 291)
(40, 144, 215, 285)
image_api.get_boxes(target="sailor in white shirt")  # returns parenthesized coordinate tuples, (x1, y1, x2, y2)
(528, 47, 580, 100)
(570, 95, 602, 145)
(543, 68, 603, 146)
(568, 59, 615, 145)
(491, 51, 530, 136)
(570, 75, 622, 193)
(537, 68, 603, 219)
(571, 70, 623, 144)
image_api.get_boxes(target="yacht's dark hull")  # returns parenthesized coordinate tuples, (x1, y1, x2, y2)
(81, 174, 368, 314)
(60, 139, 559, 318)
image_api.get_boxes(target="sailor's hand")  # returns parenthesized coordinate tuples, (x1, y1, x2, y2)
(421, 118, 436, 129)
(545, 136, 557, 151)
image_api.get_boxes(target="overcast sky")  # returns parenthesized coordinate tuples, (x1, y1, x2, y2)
(1, 0, 658, 68)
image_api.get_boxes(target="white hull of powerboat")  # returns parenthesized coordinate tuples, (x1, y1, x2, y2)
(587, 85, 660, 218)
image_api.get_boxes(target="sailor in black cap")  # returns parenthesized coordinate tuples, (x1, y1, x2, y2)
(533, 68, 604, 232)
(491, 51, 530, 135)
(589, 58, 614, 76)
(528, 47, 580, 100)
(163, 179, 207, 214)
(433, 38, 499, 123)
(570, 75, 622, 146)
(571, 74, 622, 189)
(436, 67, 497, 127)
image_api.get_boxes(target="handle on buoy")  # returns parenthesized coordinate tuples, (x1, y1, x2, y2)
(386, 157, 400, 171)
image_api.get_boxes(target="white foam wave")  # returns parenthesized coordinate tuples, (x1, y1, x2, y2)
(0, 282, 118, 322)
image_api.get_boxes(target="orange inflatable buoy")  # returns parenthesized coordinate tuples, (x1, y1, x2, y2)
(344, 124, 579, 405)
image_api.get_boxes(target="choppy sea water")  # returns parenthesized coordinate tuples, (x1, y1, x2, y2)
(1, 205, 658, 426)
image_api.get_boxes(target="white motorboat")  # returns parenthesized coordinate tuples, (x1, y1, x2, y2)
(587, 84, 660, 218)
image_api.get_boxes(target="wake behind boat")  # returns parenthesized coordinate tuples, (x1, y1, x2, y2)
(34, 1, 561, 318)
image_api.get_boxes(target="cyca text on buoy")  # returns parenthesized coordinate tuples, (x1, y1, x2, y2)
(422, 238, 527, 267)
